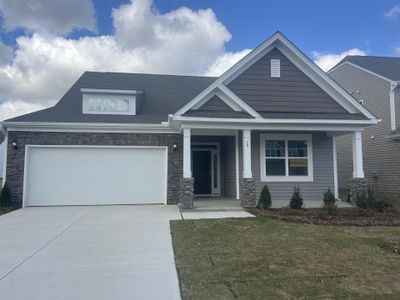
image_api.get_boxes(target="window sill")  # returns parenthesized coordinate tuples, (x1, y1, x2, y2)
(260, 176, 314, 182)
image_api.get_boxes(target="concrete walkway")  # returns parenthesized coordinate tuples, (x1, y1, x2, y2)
(0, 205, 182, 300)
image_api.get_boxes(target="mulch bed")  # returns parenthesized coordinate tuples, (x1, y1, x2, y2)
(380, 238, 400, 254)
(248, 207, 400, 226)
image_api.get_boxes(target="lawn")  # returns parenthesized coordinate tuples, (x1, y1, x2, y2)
(171, 217, 400, 299)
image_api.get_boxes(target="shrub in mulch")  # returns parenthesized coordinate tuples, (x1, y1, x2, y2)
(380, 238, 400, 254)
(248, 207, 400, 226)
(289, 186, 303, 209)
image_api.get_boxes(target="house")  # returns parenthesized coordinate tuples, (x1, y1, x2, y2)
(329, 56, 400, 196)
(1, 32, 378, 208)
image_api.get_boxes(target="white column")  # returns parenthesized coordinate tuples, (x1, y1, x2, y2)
(242, 129, 252, 178)
(332, 136, 339, 199)
(352, 131, 364, 178)
(183, 128, 192, 178)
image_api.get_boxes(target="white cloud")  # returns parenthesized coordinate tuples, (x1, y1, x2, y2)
(0, 0, 247, 121)
(206, 49, 252, 76)
(384, 5, 400, 21)
(312, 48, 367, 72)
(0, 0, 96, 35)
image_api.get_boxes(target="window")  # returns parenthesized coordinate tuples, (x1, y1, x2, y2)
(260, 134, 313, 182)
(81, 88, 139, 115)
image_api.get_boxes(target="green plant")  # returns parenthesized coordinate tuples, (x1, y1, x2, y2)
(356, 190, 369, 209)
(0, 182, 12, 207)
(323, 188, 336, 208)
(355, 189, 393, 212)
(289, 186, 303, 209)
(257, 185, 272, 209)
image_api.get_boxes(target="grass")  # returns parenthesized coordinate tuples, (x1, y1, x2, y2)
(171, 217, 400, 299)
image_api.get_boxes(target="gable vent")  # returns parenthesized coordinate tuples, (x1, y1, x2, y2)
(270, 59, 281, 78)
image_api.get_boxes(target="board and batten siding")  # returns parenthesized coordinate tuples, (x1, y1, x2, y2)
(228, 48, 348, 114)
(239, 131, 335, 201)
(330, 63, 400, 195)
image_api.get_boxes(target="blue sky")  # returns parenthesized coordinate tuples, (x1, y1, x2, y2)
(0, 0, 399, 121)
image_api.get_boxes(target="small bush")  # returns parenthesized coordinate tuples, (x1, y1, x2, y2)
(323, 189, 336, 208)
(0, 182, 12, 207)
(289, 186, 303, 209)
(356, 189, 393, 212)
(257, 185, 272, 209)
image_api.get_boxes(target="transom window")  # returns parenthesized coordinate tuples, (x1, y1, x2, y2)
(260, 134, 313, 182)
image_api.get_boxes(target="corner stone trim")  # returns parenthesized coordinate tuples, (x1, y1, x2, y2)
(240, 178, 256, 208)
(179, 178, 194, 209)
(349, 178, 368, 204)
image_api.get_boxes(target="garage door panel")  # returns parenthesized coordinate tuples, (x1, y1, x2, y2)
(25, 147, 167, 206)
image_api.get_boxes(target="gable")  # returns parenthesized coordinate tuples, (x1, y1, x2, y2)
(227, 48, 348, 114)
(196, 95, 235, 111)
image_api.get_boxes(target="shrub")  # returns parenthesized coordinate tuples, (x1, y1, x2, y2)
(356, 190, 369, 209)
(0, 182, 12, 207)
(289, 186, 303, 209)
(323, 188, 336, 208)
(356, 189, 393, 212)
(257, 185, 272, 209)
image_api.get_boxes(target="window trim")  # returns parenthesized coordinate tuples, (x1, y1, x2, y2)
(260, 133, 314, 182)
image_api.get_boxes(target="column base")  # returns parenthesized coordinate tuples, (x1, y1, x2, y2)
(179, 178, 194, 209)
(349, 178, 368, 205)
(240, 178, 256, 208)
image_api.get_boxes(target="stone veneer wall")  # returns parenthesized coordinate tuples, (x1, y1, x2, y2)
(5, 131, 183, 207)
(240, 178, 256, 207)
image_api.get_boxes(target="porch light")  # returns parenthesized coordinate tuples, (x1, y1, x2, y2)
(11, 140, 18, 150)
(172, 144, 177, 151)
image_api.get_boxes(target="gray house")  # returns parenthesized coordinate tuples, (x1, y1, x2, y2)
(329, 56, 400, 196)
(1, 32, 377, 208)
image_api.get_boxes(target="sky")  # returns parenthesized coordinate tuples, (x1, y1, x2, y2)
(0, 0, 399, 122)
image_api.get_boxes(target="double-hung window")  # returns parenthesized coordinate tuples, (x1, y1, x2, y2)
(260, 134, 313, 182)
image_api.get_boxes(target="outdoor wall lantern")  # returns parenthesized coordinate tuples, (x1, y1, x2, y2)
(172, 144, 177, 151)
(11, 140, 18, 150)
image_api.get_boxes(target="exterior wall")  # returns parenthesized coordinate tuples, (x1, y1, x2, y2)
(396, 88, 400, 131)
(191, 135, 236, 198)
(228, 47, 348, 114)
(5, 131, 183, 207)
(249, 131, 335, 201)
(330, 64, 400, 195)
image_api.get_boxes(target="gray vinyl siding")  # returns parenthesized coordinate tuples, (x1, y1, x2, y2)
(330, 64, 400, 195)
(239, 131, 334, 201)
(228, 48, 348, 114)
(396, 89, 400, 131)
(197, 95, 232, 111)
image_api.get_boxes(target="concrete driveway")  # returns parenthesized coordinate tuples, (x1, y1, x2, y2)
(0, 205, 182, 300)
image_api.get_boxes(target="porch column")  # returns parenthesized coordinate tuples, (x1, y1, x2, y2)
(180, 128, 194, 209)
(183, 128, 191, 178)
(242, 129, 252, 178)
(349, 131, 367, 204)
(240, 129, 256, 208)
(352, 131, 364, 178)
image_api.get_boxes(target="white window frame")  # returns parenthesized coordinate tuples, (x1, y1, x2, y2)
(82, 93, 136, 115)
(260, 133, 313, 182)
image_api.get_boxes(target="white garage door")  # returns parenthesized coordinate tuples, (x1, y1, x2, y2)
(24, 146, 168, 206)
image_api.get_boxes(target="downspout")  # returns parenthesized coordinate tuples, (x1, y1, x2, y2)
(390, 82, 399, 132)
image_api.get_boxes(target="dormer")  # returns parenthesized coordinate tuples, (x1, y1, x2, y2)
(81, 88, 143, 115)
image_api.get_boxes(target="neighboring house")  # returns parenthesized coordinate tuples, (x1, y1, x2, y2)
(329, 56, 400, 196)
(1, 32, 378, 208)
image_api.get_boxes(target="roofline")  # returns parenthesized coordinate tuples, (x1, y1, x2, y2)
(328, 61, 396, 84)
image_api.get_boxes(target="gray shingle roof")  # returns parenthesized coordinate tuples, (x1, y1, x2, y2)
(334, 56, 400, 81)
(5, 71, 217, 124)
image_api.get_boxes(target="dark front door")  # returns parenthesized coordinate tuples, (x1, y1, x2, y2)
(193, 150, 212, 195)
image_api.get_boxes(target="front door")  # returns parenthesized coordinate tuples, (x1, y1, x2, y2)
(192, 150, 212, 195)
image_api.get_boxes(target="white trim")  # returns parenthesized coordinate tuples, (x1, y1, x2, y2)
(191, 143, 221, 196)
(22, 145, 168, 208)
(2, 132, 7, 185)
(352, 131, 364, 178)
(235, 130, 240, 200)
(81, 88, 143, 95)
(183, 128, 191, 178)
(242, 129, 252, 178)
(332, 136, 338, 199)
(328, 61, 393, 84)
(191, 89, 242, 112)
(390, 83, 398, 131)
(260, 133, 314, 182)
